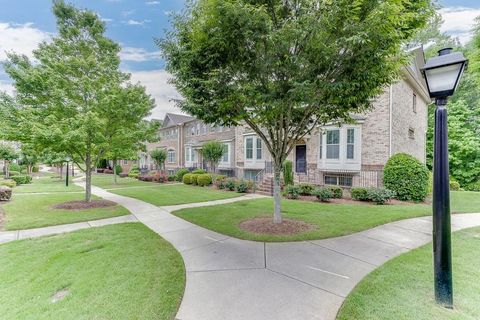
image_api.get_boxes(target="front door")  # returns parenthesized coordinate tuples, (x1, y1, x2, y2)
(295, 145, 307, 173)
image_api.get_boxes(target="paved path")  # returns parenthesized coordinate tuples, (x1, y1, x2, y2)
(3, 182, 480, 320)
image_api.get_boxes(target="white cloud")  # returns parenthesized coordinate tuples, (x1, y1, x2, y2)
(120, 47, 161, 62)
(146, 1, 160, 5)
(128, 69, 183, 119)
(0, 22, 50, 61)
(440, 7, 480, 44)
(125, 19, 150, 26)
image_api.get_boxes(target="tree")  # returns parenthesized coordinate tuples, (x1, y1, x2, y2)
(200, 141, 225, 173)
(1, 1, 157, 201)
(0, 143, 18, 179)
(150, 149, 167, 172)
(160, 0, 433, 223)
(19, 143, 38, 174)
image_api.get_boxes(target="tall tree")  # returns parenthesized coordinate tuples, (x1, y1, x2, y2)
(150, 149, 167, 172)
(1, 1, 157, 201)
(160, 0, 433, 223)
(201, 141, 225, 173)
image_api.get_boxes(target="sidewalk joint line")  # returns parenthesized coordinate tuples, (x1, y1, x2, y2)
(307, 241, 378, 267)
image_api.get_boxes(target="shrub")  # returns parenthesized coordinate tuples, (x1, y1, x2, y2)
(9, 163, 21, 172)
(176, 168, 190, 182)
(192, 169, 207, 174)
(225, 178, 236, 191)
(0, 186, 12, 201)
(153, 172, 167, 183)
(32, 165, 39, 173)
(114, 164, 123, 175)
(129, 165, 140, 174)
(191, 173, 200, 185)
(383, 153, 429, 202)
(450, 180, 461, 191)
(367, 188, 395, 205)
(313, 187, 333, 202)
(183, 173, 193, 184)
(351, 187, 370, 201)
(128, 172, 139, 179)
(465, 181, 480, 192)
(298, 183, 315, 196)
(329, 186, 343, 199)
(235, 180, 249, 193)
(283, 160, 294, 186)
(215, 176, 227, 189)
(11, 175, 32, 185)
(8, 171, 20, 177)
(197, 174, 213, 187)
(168, 175, 176, 182)
(0, 180, 16, 188)
(284, 185, 300, 199)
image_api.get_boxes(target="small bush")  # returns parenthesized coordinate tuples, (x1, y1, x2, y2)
(284, 184, 300, 199)
(176, 168, 190, 182)
(191, 173, 200, 185)
(128, 172, 139, 179)
(235, 180, 249, 193)
(11, 175, 32, 185)
(197, 174, 213, 187)
(298, 183, 316, 196)
(183, 173, 193, 184)
(449, 180, 461, 191)
(215, 176, 227, 189)
(313, 187, 333, 202)
(114, 164, 123, 175)
(283, 160, 294, 185)
(0, 186, 12, 201)
(383, 153, 429, 202)
(32, 166, 39, 173)
(168, 175, 176, 182)
(192, 169, 207, 174)
(8, 171, 20, 177)
(0, 180, 16, 188)
(20, 164, 27, 173)
(138, 175, 155, 182)
(129, 165, 140, 174)
(465, 181, 480, 192)
(329, 186, 343, 199)
(367, 188, 395, 205)
(152, 172, 167, 183)
(9, 163, 21, 172)
(351, 187, 370, 201)
(225, 178, 236, 191)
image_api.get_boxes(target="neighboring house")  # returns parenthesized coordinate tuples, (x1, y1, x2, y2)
(138, 47, 430, 190)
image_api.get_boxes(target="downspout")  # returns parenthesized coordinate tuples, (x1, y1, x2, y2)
(389, 85, 393, 157)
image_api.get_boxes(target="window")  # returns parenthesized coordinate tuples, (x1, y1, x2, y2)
(413, 93, 417, 113)
(191, 149, 196, 162)
(185, 147, 191, 162)
(256, 138, 262, 160)
(326, 129, 340, 159)
(167, 150, 175, 163)
(409, 127, 415, 139)
(324, 175, 353, 187)
(347, 128, 355, 160)
(190, 126, 195, 136)
(246, 137, 253, 159)
(221, 143, 229, 163)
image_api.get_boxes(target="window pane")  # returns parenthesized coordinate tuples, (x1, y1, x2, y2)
(319, 134, 323, 159)
(347, 129, 354, 144)
(324, 176, 338, 185)
(246, 138, 253, 159)
(222, 144, 229, 162)
(347, 145, 354, 159)
(327, 130, 339, 144)
(339, 176, 353, 186)
(256, 139, 262, 159)
(326, 145, 339, 159)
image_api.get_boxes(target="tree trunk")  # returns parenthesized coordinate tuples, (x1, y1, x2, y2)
(113, 159, 117, 184)
(85, 154, 92, 203)
(60, 165, 63, 180)
(273, 163, 282, 224)
(5, 161, 10, 179)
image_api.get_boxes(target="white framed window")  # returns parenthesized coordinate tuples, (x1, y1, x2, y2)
(347, 128, 355, 160)
(256, 138, 262, 160)
(326, 129, 340, 159)
(221, 143, 230, 164)
(185, 147, 191, 162)
(167, 150, 175, 163)
(190, 126, 195, 136)
(324, 175, 353, 187)
(245, 137, 253, 159)
(191, 149, 196, 162)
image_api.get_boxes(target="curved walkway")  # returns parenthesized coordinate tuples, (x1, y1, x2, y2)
(2, 183, 480, 320)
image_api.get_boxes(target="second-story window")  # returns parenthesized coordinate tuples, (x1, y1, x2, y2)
(246, 137, 253, 159)
(326, 129, 340, 159)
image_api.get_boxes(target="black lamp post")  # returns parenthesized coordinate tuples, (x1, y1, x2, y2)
(65, 156, 72, 187)
(421, 48, 467, 308)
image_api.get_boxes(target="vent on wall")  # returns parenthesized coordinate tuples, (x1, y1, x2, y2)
(408, 128, 415, 140)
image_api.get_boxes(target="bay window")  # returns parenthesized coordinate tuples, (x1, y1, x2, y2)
(246, 137, 253, 159)
(326, 129, 340, 159)
(347, 128, 355, 160)
(256, 138, 262, 159)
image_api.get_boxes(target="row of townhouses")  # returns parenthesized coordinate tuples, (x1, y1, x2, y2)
(121, 47, 430, 189)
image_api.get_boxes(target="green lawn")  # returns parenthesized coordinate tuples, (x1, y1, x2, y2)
(110, 184, 243, 206)
(0, 223, 185, 320)
(172, 191, 480, 242)
(13, 176, 83, 194)
(2, 193, 130, 230)
(337, 226, 480, 320)
(91, 174, 164, 189)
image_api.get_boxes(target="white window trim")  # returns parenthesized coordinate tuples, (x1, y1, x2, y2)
(219, 142, 231, 167)
(318, 125, 362, 171)
(167, 149, 176, 164)
(244, 134, 263, 167)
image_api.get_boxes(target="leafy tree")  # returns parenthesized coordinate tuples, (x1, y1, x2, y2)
(150, 149, 167, 172)
(200, 141, 225, 173)
(0, 143, 18, 179)
(160, 0, 433, 222)
(40, 149, 68, 179)
(1, 1, 156, 201)
(19, 143, 38, 174)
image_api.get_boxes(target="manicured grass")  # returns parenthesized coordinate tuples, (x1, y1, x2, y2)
(110, 184, 243, 206)
(0, 223, 185, 320)
(2, 193, 130, 230)
(337, 226, 480, 320)
(92, 174, 162, 189)
(172, 191, 480, 242)
(13, 176, 83, 193)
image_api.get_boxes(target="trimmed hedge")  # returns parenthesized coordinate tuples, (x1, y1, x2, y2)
(191, 174, 200, 185)
(183, 173, 193, 184)
(192, 169, 206, 174)
(351, 187, 395, 205)
(235, 180, 249, 193)
(313, 187, 333, 202)
(0, 180, 16, 188)
(0, 186, 12, 201)
(383, 153, 429, 202)
(176, 168, 190, 182)
(11, 175, 32, 185)
(197, 174, 213, 187)
(351, 187, 370, 201)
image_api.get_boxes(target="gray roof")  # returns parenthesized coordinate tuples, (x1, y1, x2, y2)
(164, 113, 195, 126)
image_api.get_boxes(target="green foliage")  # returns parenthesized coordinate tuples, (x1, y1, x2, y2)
(0, 144, 17, 162)
(214, 175, 228, 189)
(128, 172, 139, 179)
(225, 178, 236, 191)
(182, 173, 193, 185)
(192, 169, 207, 174)
(329, 186, 343, 199)
(383, 153, 429, 202)
(32, 166, 39, 173)
(0, 186, 12, 201)
(200, 141, 226, 172)
(235, 180, 249, 193)
(313, 188, 333, 202)
(367, 188, 395, 205)
(8, 171, 20, 177)
(197, 174, 213, 187)
(97, 159, 108, 169)
(150, 149, 167, 170)
(465, 181, 480, 192)
(11, 175, 32, 185)
(9, 163, 21, 172)
(351, 187, 370, 201)
(0, 180, 17, 188)
(296, 183, 315, 196)
(168, 175, 176, 182)
(450, 179, 461, 191)
(190, 174, 199, 185)
(129, 165, 140, 174)
(283, 161, 294, 186)
(114, 164, 123, 175)
(176, 168, 190, 182)
(284, 185, 300, 199)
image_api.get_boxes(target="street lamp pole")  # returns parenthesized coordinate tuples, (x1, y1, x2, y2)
(65, 156, 72, 187)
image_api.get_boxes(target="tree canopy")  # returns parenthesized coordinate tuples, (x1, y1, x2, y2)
(201, 141, 226, 172)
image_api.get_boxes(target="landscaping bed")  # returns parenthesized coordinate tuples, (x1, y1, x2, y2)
(52, 199, 117, 210)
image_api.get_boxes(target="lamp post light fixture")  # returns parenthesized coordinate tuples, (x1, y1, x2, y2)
(421, 47, 467, 308)
(65, 156, 72, 187)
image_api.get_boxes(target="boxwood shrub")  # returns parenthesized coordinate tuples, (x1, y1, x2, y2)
(383, 153, 429, 201)
(176, 168, 190, 182)
(328, 186, 343, 199)
(11, 175, 32, 185)
(351, 187, 370, 201)
(313, 187, 333, 202)
(183, 173, 193, 184)
(197, 174, 213, 187)
(192, 169, 207, 174)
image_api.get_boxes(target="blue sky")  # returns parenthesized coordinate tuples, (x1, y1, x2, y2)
(0, 0, 479, 118)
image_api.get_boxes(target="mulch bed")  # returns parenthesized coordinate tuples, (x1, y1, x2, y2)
(239, 217, 315, 236)
(52, 200, 117, 211)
